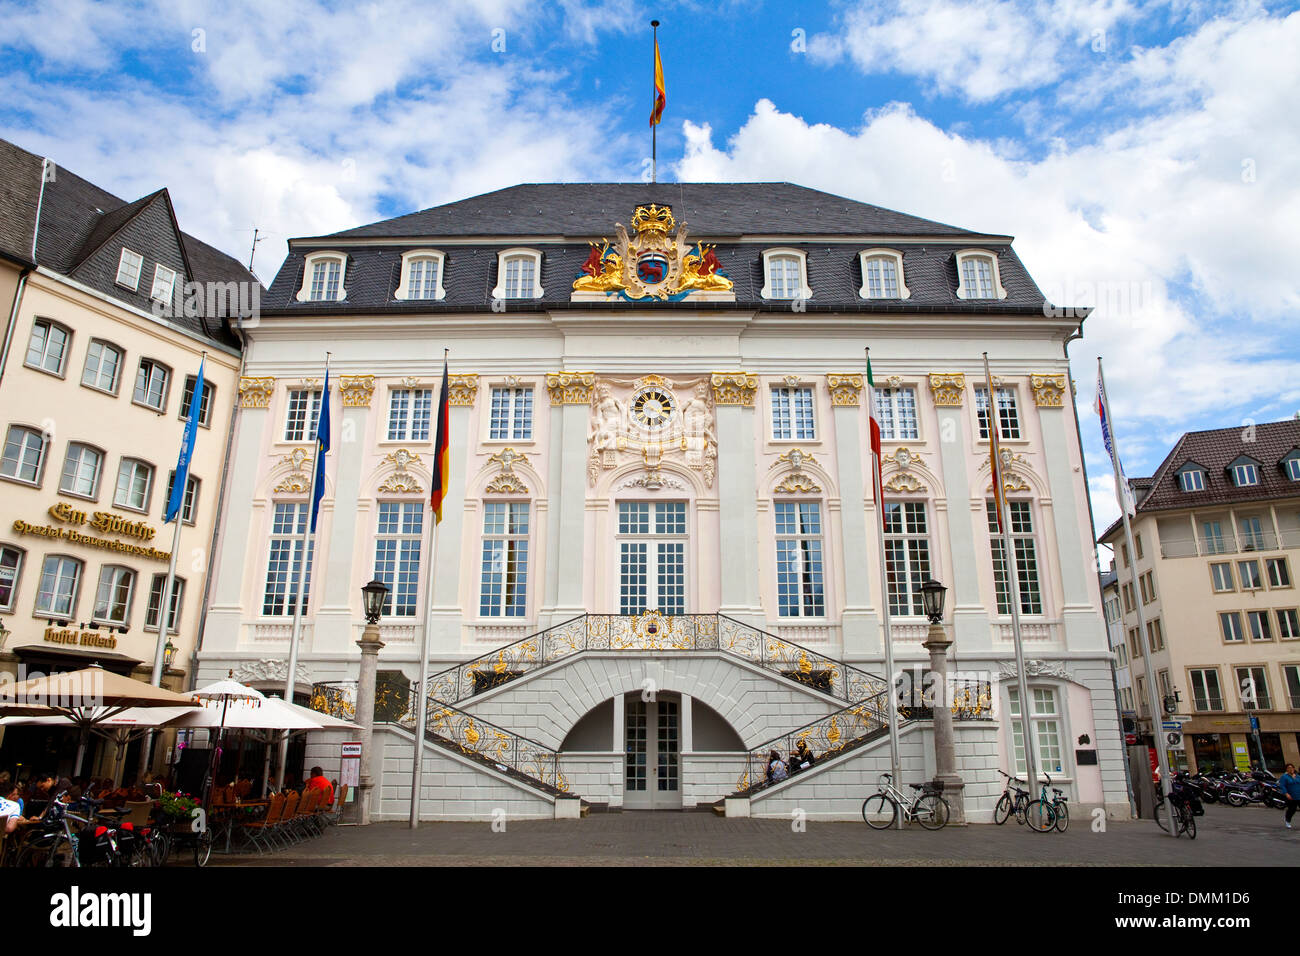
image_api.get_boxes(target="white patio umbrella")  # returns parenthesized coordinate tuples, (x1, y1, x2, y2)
(0, 706, 195, 785)
(192, 676, 264, 806)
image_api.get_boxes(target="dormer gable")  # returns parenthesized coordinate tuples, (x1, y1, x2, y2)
(1174, 460, 1208, 493)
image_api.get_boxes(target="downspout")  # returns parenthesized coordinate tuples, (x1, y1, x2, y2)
(0, 156, 49, 389)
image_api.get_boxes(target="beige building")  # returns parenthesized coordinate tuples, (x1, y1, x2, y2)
(0, 138, 257, 777)
(1099, 419, 1300, 773)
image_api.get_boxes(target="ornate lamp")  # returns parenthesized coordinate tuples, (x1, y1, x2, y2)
(921, 579, 947, 624)
(0, 618, 9, 651)
(362, 579, 390, 624)
(163, 638, 177, 670)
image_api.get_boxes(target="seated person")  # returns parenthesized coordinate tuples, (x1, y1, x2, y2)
(765, 750, 788, 784)
(304, 766, 334, 806)
(1, 780, 38, 834)
(793, 739, 815, 770)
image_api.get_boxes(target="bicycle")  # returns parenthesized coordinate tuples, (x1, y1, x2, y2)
(861, 774, 950, 830)
(1153, 786, 1197, 839)
(1040, 773, 1069, 833)
(993, 770, 1056, 832)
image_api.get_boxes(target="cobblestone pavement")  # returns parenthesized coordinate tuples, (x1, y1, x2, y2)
(213, 804, 1296, 866)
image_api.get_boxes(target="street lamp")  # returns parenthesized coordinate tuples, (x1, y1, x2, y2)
(921, 576, 964, 823)
(921, 579, 947, 624)
(163, 639, 177, 670)
(362, 579, 389, 624)
(0, 618, 9, 651)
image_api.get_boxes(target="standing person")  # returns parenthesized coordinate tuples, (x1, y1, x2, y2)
(1279, 763, 1300, 830)
(304, 766, 334, 806)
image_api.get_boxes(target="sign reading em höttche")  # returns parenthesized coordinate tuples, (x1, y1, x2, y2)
(11, 502, 171, 563)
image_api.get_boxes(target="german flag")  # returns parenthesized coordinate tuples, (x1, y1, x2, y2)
(430, 354, 451, 524)
(649, 36, 666, 127)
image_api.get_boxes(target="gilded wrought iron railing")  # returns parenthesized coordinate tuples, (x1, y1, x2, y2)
(310, 681, 357, 721)
(734, 688, 893, 795)
(398, 695, 569, 795)
(420, 610, 888, 706)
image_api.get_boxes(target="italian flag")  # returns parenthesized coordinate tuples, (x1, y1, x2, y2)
(867, 355, 883, 506)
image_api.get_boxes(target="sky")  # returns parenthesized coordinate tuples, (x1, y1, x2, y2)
(2, 0, 1298, 546)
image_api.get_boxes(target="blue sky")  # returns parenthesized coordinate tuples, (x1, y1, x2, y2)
(2, 0, 1298, 544)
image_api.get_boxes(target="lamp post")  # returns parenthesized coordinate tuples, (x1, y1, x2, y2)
(355, 578, 388, 825)
(162, 639, 177, 672)
(921, 578, 965, 823)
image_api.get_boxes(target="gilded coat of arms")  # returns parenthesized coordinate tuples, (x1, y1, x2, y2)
(572, 203, 734, 301)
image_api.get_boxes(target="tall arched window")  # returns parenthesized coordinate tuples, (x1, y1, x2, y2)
(774, 500, 825, 617)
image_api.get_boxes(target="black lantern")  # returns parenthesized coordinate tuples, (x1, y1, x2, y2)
(362, 578, 390, 624)
(163, 638, 177, 669)
(0, 618, 9, 651)
(921, 579, 947, 624)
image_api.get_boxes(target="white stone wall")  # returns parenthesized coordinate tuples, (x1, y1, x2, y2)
(682, 752, 750, 807)
(557, 752, 621, 806)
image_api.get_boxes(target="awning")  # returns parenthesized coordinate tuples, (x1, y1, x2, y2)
(10, 642, 143, 675)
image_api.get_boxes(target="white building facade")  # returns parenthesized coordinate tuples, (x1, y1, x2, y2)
(198, 184, 1128, 820)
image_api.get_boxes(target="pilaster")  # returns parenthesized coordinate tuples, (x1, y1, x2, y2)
(711, 373, 762, 625)
(828, 377, 876, 655)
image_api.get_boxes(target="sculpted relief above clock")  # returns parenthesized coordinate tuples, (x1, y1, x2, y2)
(587, 374, 717, 488)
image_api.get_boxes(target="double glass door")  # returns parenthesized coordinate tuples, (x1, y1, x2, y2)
(624, 694, 681, 809)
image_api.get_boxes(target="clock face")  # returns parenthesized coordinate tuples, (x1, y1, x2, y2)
(632, 388, 674, 428)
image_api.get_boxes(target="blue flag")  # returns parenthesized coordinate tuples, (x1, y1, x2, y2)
(310, 370, 331, 533)
(165, 357, 204, 524)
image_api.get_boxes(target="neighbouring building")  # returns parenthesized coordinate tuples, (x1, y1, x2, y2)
(1099, 418, 1300, 773)
(199, 182, 1128, 820)
(0, 137, 258, 777)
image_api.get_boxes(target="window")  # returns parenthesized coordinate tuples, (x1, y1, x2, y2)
(25, 320, 69, 375)
(1127, 628, 1140, 660)
(82, 341, 123, 393)
(1278, 608, 1300, 640)
(145, 574, 184, 634)
(375, 502, 424, 617)
(491, 249, 543, 300)
(163, 471, 200, 524)
(1219, 611, 1245, 643)
(1284, 665, 1300, 710)
(114, 459, 154, 512)
(1120, 543, 1129, 568)
(618, 501, 687, 615)
(1238, 516, 1266, 551)
(883, 502, 931, 616)
(1140, 570, 1156, 604)
(1135, 534, 1144, 560)
(387, 389, 432, 442)
(35, 556, 81, 618)
(180, 375, 212, 427)
(488, 387, 533, 441)
(59, 443, 103, 499)
(1266, 557, 1290, 588)
(1236, 666, 1271, 710)
(150, 264, 177, 304)
(1114, 643, 1127, 667)
(955, 252, 1005, 300)
(263, 502, 313, 615)
(397, 251, 444, 300)
(1232, 463, 1259, 486)
(1286, 457, 1300, 482)
(874, 387, 918, 440)
(1146, 618, 1164, 652)
(480, 501, 529, 617)
(975, 387, 1021, 440)
(762, 251, 809, 300)
(1201, 520, 1229, 555)
(1238, 560, 1262, 590)
(1247, 610, 1272, 642)
(859, 251, 908, 299)
(1, 425, 46, 484)
(1210, 562, 1234, 592)
(774, 501, 824, 617)
(0, 545, 23, 612)
(1121, 582, 1134, 613)
(1007, 686, 1065, 776)
(1136, 676, 1147, 715)
(1180, 469, 1205, 492)
(1189, 668, 1224, 712)
(92, 566, 134, 625)
(133, 359, 170, 412)
(284, 390, 323, 442)
(116, 248, 144, 290)
(297, 254, 347, 302)
(987, 500, 1042, 615)
(771, 386, 815, 440)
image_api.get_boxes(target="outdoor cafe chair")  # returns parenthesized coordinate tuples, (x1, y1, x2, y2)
(239, 793, 285, 855)
(274, 791, 300, 849)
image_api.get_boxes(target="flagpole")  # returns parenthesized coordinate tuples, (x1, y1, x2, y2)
(279, 352, 330, 788)
(410, 347, 450, 828)
(866, 349, 903, 827)
(982, 352, 1038, 797)
(651, 19, 659, 183)
(1098, 357, 1177, 835)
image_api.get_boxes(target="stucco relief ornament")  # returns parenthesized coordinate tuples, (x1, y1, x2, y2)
(231, 660, 312, 685)
(774, 448, 821, 494)
(485, 448, 530, 494)
(998, 660, 1070, 681)
(379, 449, 424, 494)
(883, 446, 927, 494)
(274, 448, 313, 493)
(586, 376, 716, 487)
(339, 375, 376, 408)
(238, 376, 275, 408)
(571, 204, 734, 301)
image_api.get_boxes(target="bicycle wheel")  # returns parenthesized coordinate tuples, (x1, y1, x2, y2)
(1053, 801, 1070, 833)
(1182, 808, 1197, 840)
(993, 793, 1012, 825)
(861, 793, 898, 830)
(194, 828, 214, 868)
(1153, 798, 1173, 832)
(915, 794, 950, 830)
(1023, 799, 1056, 832)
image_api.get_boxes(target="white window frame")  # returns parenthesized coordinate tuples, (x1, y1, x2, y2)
(1266, 557, 1291, 589)
(1007, 685, 1067, 777)
(773, 499, 826, 618)
(883, 501, 931, 616)
(145, 573, 184, 634)
(133, 358, 171, 413)
(487, 386, 534, 442)
(988, 499, 1043, 616)
(1209, 562, 1234, 592)
(82, 340, 123, 395)
(263, 502, 313, 616)
(1285, 664, 1300, 709)
(1179, 468, 1205, 492)
(115, 248, 143, 290)
(1189, 668, 1224, 712)
(955, 249, 1008, 300)
(92, 565, 135, 626)
(1, 425, 47, 486)
(114, 458, 154, 513)
(395, 249, 446, 300)
(386, 387, 433, 442)
(480, 500, 531, 618)
(770, 385, 816, 441)
(1232, 462, 1259, 487)
(375, 501, 425, 618)
(24, 319, 71, 377)
(858, 249, 909, 299)
(491, 248, 544, 300)
(616, 500, 689, 616)
(284, 389, 323, 442)
(874, 385, 919, 441)
(164, 470, 200, 525)
(1220, 611, 1245, 643)
(1285, 456, 1300, 482)
(150, 263, 178, 304)
(760, 248, 812, 301)
(1278, 608, 1300, 641)
(179, 374, 213, 427)
(1236, 665, 1271, 710)
(35, 555, 81, 619)
(60, 442, 104, 500)
(295, 251, 348, 302)
(976, 385, 1022, 441)
(0, 544, 24, 613)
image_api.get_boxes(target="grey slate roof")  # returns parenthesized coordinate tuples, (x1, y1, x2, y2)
(0, 137, 261, 348)
(264, 183, 1059, 314)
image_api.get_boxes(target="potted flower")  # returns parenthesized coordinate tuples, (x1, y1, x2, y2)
(156, 790, 200, 830)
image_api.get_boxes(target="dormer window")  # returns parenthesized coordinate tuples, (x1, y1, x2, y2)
(1177, 462, 1207, 492)
(150, 264, 178, 304)
(858, 249, 909, 300)
(491, 249, 543, 300)
(1282, 449, 1300, 482)
(955, 250, 1008, 300)
(116, 249, 144, 291)
(1227, 455, 1261, 487)
(761, 249, 812, 301)
(296, 252, 348, 302)
(395, 250, 446, 301)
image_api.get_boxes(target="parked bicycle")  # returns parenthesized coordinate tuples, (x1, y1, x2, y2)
(1153, 780, 1198, 839)
(993, 770, 1056, 832)
(1040, 773, 1069, 833)
(861, 773, 950, 830)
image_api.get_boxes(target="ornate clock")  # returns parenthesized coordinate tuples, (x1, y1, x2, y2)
(631, 388, 675, 429)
